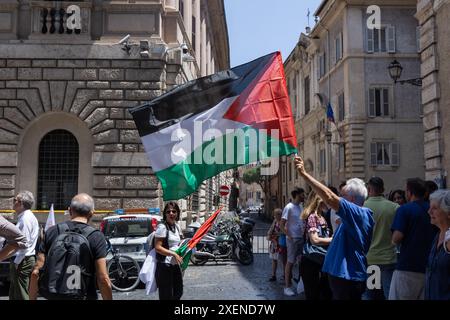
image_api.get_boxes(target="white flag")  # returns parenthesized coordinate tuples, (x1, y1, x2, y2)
(45, 204, 56, 231)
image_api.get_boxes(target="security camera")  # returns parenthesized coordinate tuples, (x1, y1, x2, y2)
(181, 43, 189, 54)
(118, 34, 130, 45)
(140, 50, 150, 58)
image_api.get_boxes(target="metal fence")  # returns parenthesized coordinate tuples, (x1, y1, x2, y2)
(251, 227, 270, 254)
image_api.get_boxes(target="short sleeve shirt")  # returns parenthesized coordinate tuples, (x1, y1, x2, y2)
(155, 223, 181, 265)
(322, 198, 374, 281)
(281, 202, 304, 238)
(391, 200, 437, 273)
(39, 221, 108, 300)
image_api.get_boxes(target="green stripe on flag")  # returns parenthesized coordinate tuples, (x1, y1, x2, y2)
(156, 127, 297, 200)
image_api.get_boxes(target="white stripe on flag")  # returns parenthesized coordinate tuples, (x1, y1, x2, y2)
(140, 96, 245, 172)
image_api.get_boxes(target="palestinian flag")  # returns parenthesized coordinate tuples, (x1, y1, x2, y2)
(129, 52, 298, 200)
(175, 206, 223, 270)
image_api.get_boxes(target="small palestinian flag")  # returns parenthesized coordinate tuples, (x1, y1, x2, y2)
(129, 52, 298, 200)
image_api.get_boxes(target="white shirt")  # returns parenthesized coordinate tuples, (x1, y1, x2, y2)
(14, 209, 39, 265)
(155, 223, 181, 265)
(330, 209, 341, 234)
(281, 202, 304, 238)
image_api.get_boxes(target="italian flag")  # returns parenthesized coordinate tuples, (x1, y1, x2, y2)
(130, 52, 298, 200)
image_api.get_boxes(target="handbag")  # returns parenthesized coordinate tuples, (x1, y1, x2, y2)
(278, 234, 286, 247)
(302, 216, 330, 265)
(139, 248, 158, 295)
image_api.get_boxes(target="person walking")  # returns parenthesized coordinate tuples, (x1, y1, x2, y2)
(294, 155, 374, 300)
(300, 193, 333, 300)
(9, 191, 39, 300)
(154, 201, 184, 300)
(280, 187, 305, 296)
(29, 193, 112, 300)
(267, 208, 283, 282)
(389, 178, 437, 300)
(363, 177, 399, 300)
(425, 189, 450, 300)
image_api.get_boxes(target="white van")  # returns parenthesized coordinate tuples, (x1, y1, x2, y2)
(100, 214, 162, 265)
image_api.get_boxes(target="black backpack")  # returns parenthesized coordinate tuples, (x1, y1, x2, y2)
(38, 222, 97, 300)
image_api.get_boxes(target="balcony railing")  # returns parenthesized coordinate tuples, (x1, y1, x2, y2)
(30, 1, 91, 39)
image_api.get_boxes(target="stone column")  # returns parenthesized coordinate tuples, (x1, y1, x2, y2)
(415, 0, 444, 185)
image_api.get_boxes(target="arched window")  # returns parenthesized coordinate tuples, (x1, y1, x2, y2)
(37, 130, 79, 210)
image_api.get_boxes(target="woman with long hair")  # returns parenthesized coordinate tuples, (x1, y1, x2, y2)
(300, 193, 333, 300)
(154, 201, 184, 300)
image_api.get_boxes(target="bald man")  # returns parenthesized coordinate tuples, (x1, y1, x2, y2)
(29, 193, 112, 300)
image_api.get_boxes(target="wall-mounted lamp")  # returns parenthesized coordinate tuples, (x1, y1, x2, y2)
(388, 60, 422, 86)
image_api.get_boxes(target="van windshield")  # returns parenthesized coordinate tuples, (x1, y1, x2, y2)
(104, 217, 152, 238)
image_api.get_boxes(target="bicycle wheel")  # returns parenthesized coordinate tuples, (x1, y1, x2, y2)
(107, 255, 141, 292)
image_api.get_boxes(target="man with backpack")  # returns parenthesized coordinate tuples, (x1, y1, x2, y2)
(29, 193, 112, 300)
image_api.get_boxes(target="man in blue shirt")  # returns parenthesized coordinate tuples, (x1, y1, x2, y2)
(294, 155, 374, 300)
(389, 178, 437, 300)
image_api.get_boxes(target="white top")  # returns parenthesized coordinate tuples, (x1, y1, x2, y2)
(14, 209, 39, 265)
(155, 223, 181, 265)
(281, 202, 304, 238)
(330, 209, 341, 234)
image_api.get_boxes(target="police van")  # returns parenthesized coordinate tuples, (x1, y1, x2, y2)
(100, 208, 162, 265)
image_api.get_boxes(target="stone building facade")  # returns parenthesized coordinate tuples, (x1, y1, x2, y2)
(0, 0, 230, 223)
(279, 0, 425, 203)
(416, 0, 449, 188)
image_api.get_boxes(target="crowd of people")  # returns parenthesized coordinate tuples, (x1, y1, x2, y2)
(267, 155, 450, 300)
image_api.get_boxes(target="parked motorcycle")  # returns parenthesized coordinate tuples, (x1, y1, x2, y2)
(189, 216, 255, 266)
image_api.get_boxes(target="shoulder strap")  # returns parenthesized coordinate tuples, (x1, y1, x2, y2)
(57, 222, 70, 234)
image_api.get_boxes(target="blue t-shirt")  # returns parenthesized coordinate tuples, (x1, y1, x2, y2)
(322, 198, 374, 281)
(391, 200, 437, 273)
(425, 235, 450, 300)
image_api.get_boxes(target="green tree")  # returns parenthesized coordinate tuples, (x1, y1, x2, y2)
(242, 167, 264, 190)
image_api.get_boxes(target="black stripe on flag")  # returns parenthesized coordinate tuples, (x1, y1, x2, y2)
(129, 52, 276, 137)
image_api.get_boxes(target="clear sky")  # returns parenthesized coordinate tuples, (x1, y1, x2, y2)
(224, 0, 323, 67)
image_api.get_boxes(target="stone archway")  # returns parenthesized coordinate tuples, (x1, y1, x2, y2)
(17, 112, 94, 200)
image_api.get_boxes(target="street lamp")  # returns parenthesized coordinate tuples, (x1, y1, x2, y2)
(388, 60, 422, 86)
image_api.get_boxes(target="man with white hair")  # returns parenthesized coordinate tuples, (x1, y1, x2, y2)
(10, 190, 40, 300)
(294, 155, 374, 300)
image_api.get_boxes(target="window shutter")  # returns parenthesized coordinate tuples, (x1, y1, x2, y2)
(320, 53, 324, 77)
(391, 142, 399, 166)
(336, 33, 343, 62)
(383, 88, 389, 116)
(369, 88, 375, 117)
(387, 26, 396, 53)
(339, 93, 345, 121)
(367, 28, 374, 53)
(370, 143, 377, 165)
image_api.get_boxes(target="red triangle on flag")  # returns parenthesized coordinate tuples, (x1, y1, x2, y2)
(223, 52, 297, 149)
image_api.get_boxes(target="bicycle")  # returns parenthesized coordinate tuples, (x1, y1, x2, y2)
(106, 237, 141, 292)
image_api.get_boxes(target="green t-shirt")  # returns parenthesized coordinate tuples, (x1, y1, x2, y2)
(364, 196, 399, 265)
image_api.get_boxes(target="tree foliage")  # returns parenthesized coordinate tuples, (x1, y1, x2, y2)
(242, 167, 263, 189)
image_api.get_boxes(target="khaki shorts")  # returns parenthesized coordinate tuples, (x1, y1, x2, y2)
(286, 238, 303, 264)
